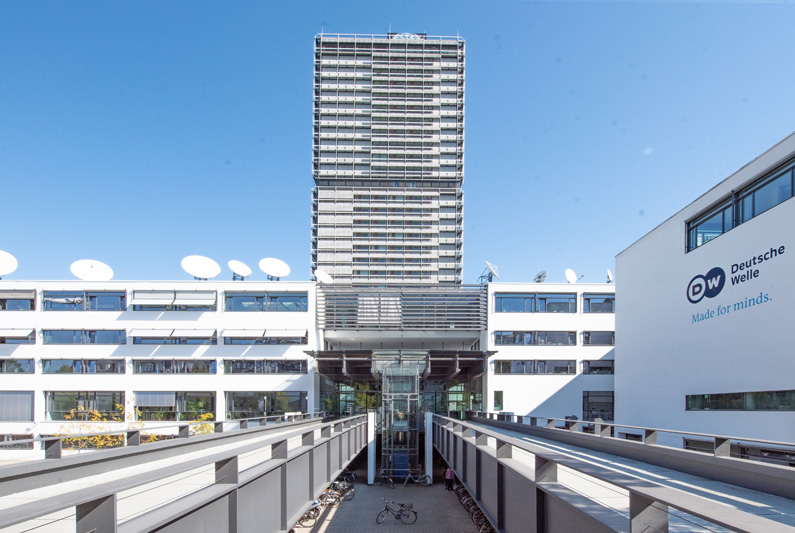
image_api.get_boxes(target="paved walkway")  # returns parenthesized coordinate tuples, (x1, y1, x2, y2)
(305, 468, 480, 533)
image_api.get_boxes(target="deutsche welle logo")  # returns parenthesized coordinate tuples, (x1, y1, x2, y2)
(687, 267, 726, 304)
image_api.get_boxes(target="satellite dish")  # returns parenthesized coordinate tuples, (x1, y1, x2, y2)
(534, 270, 547, 283)
(0, 250, 19, 278)
(607, 269, 614, 283)
(486, 261, 500, 280)
(181, 255, 221, 280)
(228, 260, 252, 281)
(314, 268, 334, 284)
(259, 257, 291, 280)
(565, 268, 578, 284)
(70, 259, 114, 281)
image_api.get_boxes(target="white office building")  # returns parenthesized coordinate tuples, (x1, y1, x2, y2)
(312, 33, 465, 285)
(616, 132, 795, 446)
(486, 283, 615, 421)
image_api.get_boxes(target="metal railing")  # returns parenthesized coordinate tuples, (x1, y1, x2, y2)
(436, 414, 795, 533)
(0, 412, 366, 532)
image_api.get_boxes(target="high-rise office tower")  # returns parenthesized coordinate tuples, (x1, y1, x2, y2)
(312, 33, 465, 285)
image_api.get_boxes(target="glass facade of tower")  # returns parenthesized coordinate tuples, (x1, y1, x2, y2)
(312, 33, 465, 285)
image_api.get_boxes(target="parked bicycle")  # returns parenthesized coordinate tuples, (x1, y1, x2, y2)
(403, 467, 431, 487)
(376, 497, 417, 524)
(331, 479, 355, 501)
(295, 499, 323, 527)
(378, 468, 395, 489)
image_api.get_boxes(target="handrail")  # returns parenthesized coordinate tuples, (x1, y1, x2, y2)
(0, 411, 328, 454)
(0, 413, 367, 531)
(436, 414, 795, 532)
(471, 411, 795, 450)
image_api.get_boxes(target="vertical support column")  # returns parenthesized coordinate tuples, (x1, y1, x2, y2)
(630, 492, 668, 533)
(496, 440, 511, 531)
(322, 425, 332, 481)
(644, 429, 658, 445)
(535, 456, 557, 533)
(475, 431, 488, 500)
(214, 421, 225, 434)
(239, 419, 249, 430)
(714, 437, 731, 458)
(178, 424, 190, 439)
(273, 440, 288, 532)
(216, 457, 239, 533)
(126, 430, 140, 447)
(76, 494, 116, 533)
(425, 413, 433, 483)
(45, 438, 62, 459)
(368, 411, 376, 485)
(303, 430, 315, 500)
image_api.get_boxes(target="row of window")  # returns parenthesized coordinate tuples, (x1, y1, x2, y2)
(493, 360, 614, 375)
(0, 359, 309, 375)
(494, 331, 615, 346)
(494, 293, 615, 314)
(491, 390, 614, 422)
(685, 390, 794, 411)
(0, 390, 308, 422)
(687, 159, 794, 251)
(0, 290, 309, 312)
(0, 330, 308, 346)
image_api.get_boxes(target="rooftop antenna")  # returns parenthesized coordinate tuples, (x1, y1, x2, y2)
(533, 270, 547, 283)
(70, 259, 114, 281)
(259, 257, 291, 281)
(0, 250, 18, 279)
(228, 260, 252, 281)
(606, 269, 614, 284)
(314, 268, 334, 284)
(181, 255, 221, 280)
(478, 261, 499, 284)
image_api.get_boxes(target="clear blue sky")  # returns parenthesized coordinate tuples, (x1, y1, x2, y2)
(2, 1, 794, 283)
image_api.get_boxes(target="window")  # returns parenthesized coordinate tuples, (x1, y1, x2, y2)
(494, 331, 574, 346)
(0, 391, 34, 421)
(494, 360, 576, 375)
(225, 292, 308, 312)
(686, 390, 795, 411)
(131, 290, 216, 311)
(43, 330, 126, 345)
(583, 360, 614, 374)
(0, 359, 34, 373)
(132, 330, 216, 345)
(225, 391, 307, 419)
(135, 391, 214, 421)
(536, 331, 576, 346)
(43, 359, 125, 374)
(537, 293, 576, 313)
(583, 331, 615, 346)
(224, 360, 308, 374)
(0, 290, 35, 311)
(583, 294, 615, 313)
(494, 293, 534, 313)
(45, 391, 124, 420)
(537, 360, 576, 374)
(0, 329, 35, 344)
(132, 360, 216, 374)
(42, 291, 126, 311)
(687, 160, 795, 252)
(493, 390, 503, 411)
(223, 332, 308, 345)
(583, 391, 614, 421)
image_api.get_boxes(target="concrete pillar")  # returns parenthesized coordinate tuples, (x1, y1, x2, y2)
(367, 411, 376, 485)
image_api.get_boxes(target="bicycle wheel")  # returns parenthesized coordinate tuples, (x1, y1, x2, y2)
(399, 509, 418, 525)
(387, 477, 394, 489)
(420, 475, 432, 486)
(321, 491, 341, 507)
(342, 487, 355, 500)
(376, 508, 389, 524)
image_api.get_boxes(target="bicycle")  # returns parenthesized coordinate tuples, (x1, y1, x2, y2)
(378, 469, 395, 489)
(376, 497, 417, 524)
(295, 499, 323, 527)
(403, 467, 431, 487)
(331, 480, 355, 501)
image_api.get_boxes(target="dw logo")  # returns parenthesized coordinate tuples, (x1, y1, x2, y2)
(687, 267, 726, 304)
